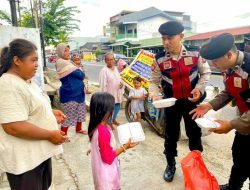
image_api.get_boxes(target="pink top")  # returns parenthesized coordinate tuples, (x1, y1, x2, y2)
(99, 66, 124, 103)
(91, 124, 120, 190)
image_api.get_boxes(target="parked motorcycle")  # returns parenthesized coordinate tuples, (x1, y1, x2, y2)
(124, 85, 221, 139)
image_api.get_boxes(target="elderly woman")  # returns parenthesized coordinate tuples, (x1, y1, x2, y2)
(71, 52, 84, 70)
(99, 52, 124, 126)
(71, 53, 91, 94)
(0, 39, 68, 190)
(55, 43, 87, 135)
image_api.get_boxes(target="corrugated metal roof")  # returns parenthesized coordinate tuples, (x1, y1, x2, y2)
(80, 42, 100, 50)
(128, 44, 162, 50)
(109, 41, 128, 46)
(120, 7, 176, 23)
(128, 37, 162, 49)
(185, 26, 250, 41)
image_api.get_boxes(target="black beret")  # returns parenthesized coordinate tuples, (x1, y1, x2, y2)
(158, 21, 184, 36)
(200, 33, 234, 60)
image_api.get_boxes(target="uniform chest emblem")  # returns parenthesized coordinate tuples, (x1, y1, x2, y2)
(184, 57, 193, 66)
(163, 61, 172, 70)
(234, 77, 242, 88)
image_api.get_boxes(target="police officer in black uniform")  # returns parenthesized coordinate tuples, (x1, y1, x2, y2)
(149, 21, 211, 182)
(191, 33, 250, 190)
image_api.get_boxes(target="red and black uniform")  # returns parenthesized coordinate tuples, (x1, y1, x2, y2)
(210, 51, 250, 189)
(152, 47, 211, 159)
(157, 51, 200, 99)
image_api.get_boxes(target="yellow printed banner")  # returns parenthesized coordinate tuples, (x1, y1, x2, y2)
(120, 50, 155, 91)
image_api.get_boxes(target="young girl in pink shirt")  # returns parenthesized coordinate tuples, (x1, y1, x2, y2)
(88, 92, 138, 190)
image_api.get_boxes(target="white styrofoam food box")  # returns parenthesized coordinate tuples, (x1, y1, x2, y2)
(152, 98, 177, 108)
(195, 117, 220, 129)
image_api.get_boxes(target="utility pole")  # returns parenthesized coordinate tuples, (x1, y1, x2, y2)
(33, 0, 39, 28)
(29, 0, 35, 27)
(17, 0, 21, 25)
(39, 0, 47, 68)
(9, 0, 18, 26)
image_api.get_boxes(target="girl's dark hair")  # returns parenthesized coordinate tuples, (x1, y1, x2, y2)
(133, 76, 142, 82)
(88, 92, 115, 141)
(0, 38, 37, 77)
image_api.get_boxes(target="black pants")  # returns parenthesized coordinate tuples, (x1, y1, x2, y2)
(6, 159, 52, 190)
(229, 132, 250, 188)
(164, 99, 203, 158)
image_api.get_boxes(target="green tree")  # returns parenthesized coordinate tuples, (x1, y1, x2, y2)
(0, 0, 80, 47)
(0, 10, 11, 24)
(95, 48, 102, 57)
(42, 0, 80, 46)
(20, 8, 35, 28)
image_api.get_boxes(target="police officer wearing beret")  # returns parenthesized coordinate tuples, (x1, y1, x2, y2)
(149, 21, 211, 182)
(190, 33, 250, 190)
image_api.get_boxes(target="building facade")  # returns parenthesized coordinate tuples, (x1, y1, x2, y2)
(105, 7, 195, 56)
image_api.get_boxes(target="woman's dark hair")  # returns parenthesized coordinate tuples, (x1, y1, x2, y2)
(88, 92, 115, 141)
(0, 38, 37, 76)
(133, 76, 142, 83)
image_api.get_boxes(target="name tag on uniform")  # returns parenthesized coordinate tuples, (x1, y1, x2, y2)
(163, 61, 172, 69)
(234, 77, 242, 88)
(184, 57, 193, 66)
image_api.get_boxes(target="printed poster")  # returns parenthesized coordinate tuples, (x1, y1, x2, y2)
(120, 50, 155, 91)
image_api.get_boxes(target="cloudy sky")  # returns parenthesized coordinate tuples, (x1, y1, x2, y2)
(2, 0, 250, 37)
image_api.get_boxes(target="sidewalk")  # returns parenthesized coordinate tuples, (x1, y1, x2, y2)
(0, 70, 249, 189)
(1, 98, 249, 190)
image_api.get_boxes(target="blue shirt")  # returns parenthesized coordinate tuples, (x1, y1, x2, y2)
(59, 69, 85, 103)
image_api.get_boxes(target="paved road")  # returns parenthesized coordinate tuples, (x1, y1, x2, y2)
(47, 60, 225, 87)
(46, 60, 105, 84)
(84, 61, 105, 84)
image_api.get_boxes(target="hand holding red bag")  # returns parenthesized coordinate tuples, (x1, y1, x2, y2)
(181, 150, 220, 190)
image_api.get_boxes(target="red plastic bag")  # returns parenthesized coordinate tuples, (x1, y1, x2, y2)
(181, 150, 220, 190)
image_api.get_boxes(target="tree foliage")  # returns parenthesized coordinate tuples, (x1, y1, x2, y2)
(0, 10, 12, 24)
(20, 8, 36, 28)
(0, 0, 80, 47)
(42, 0, 80, 46)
